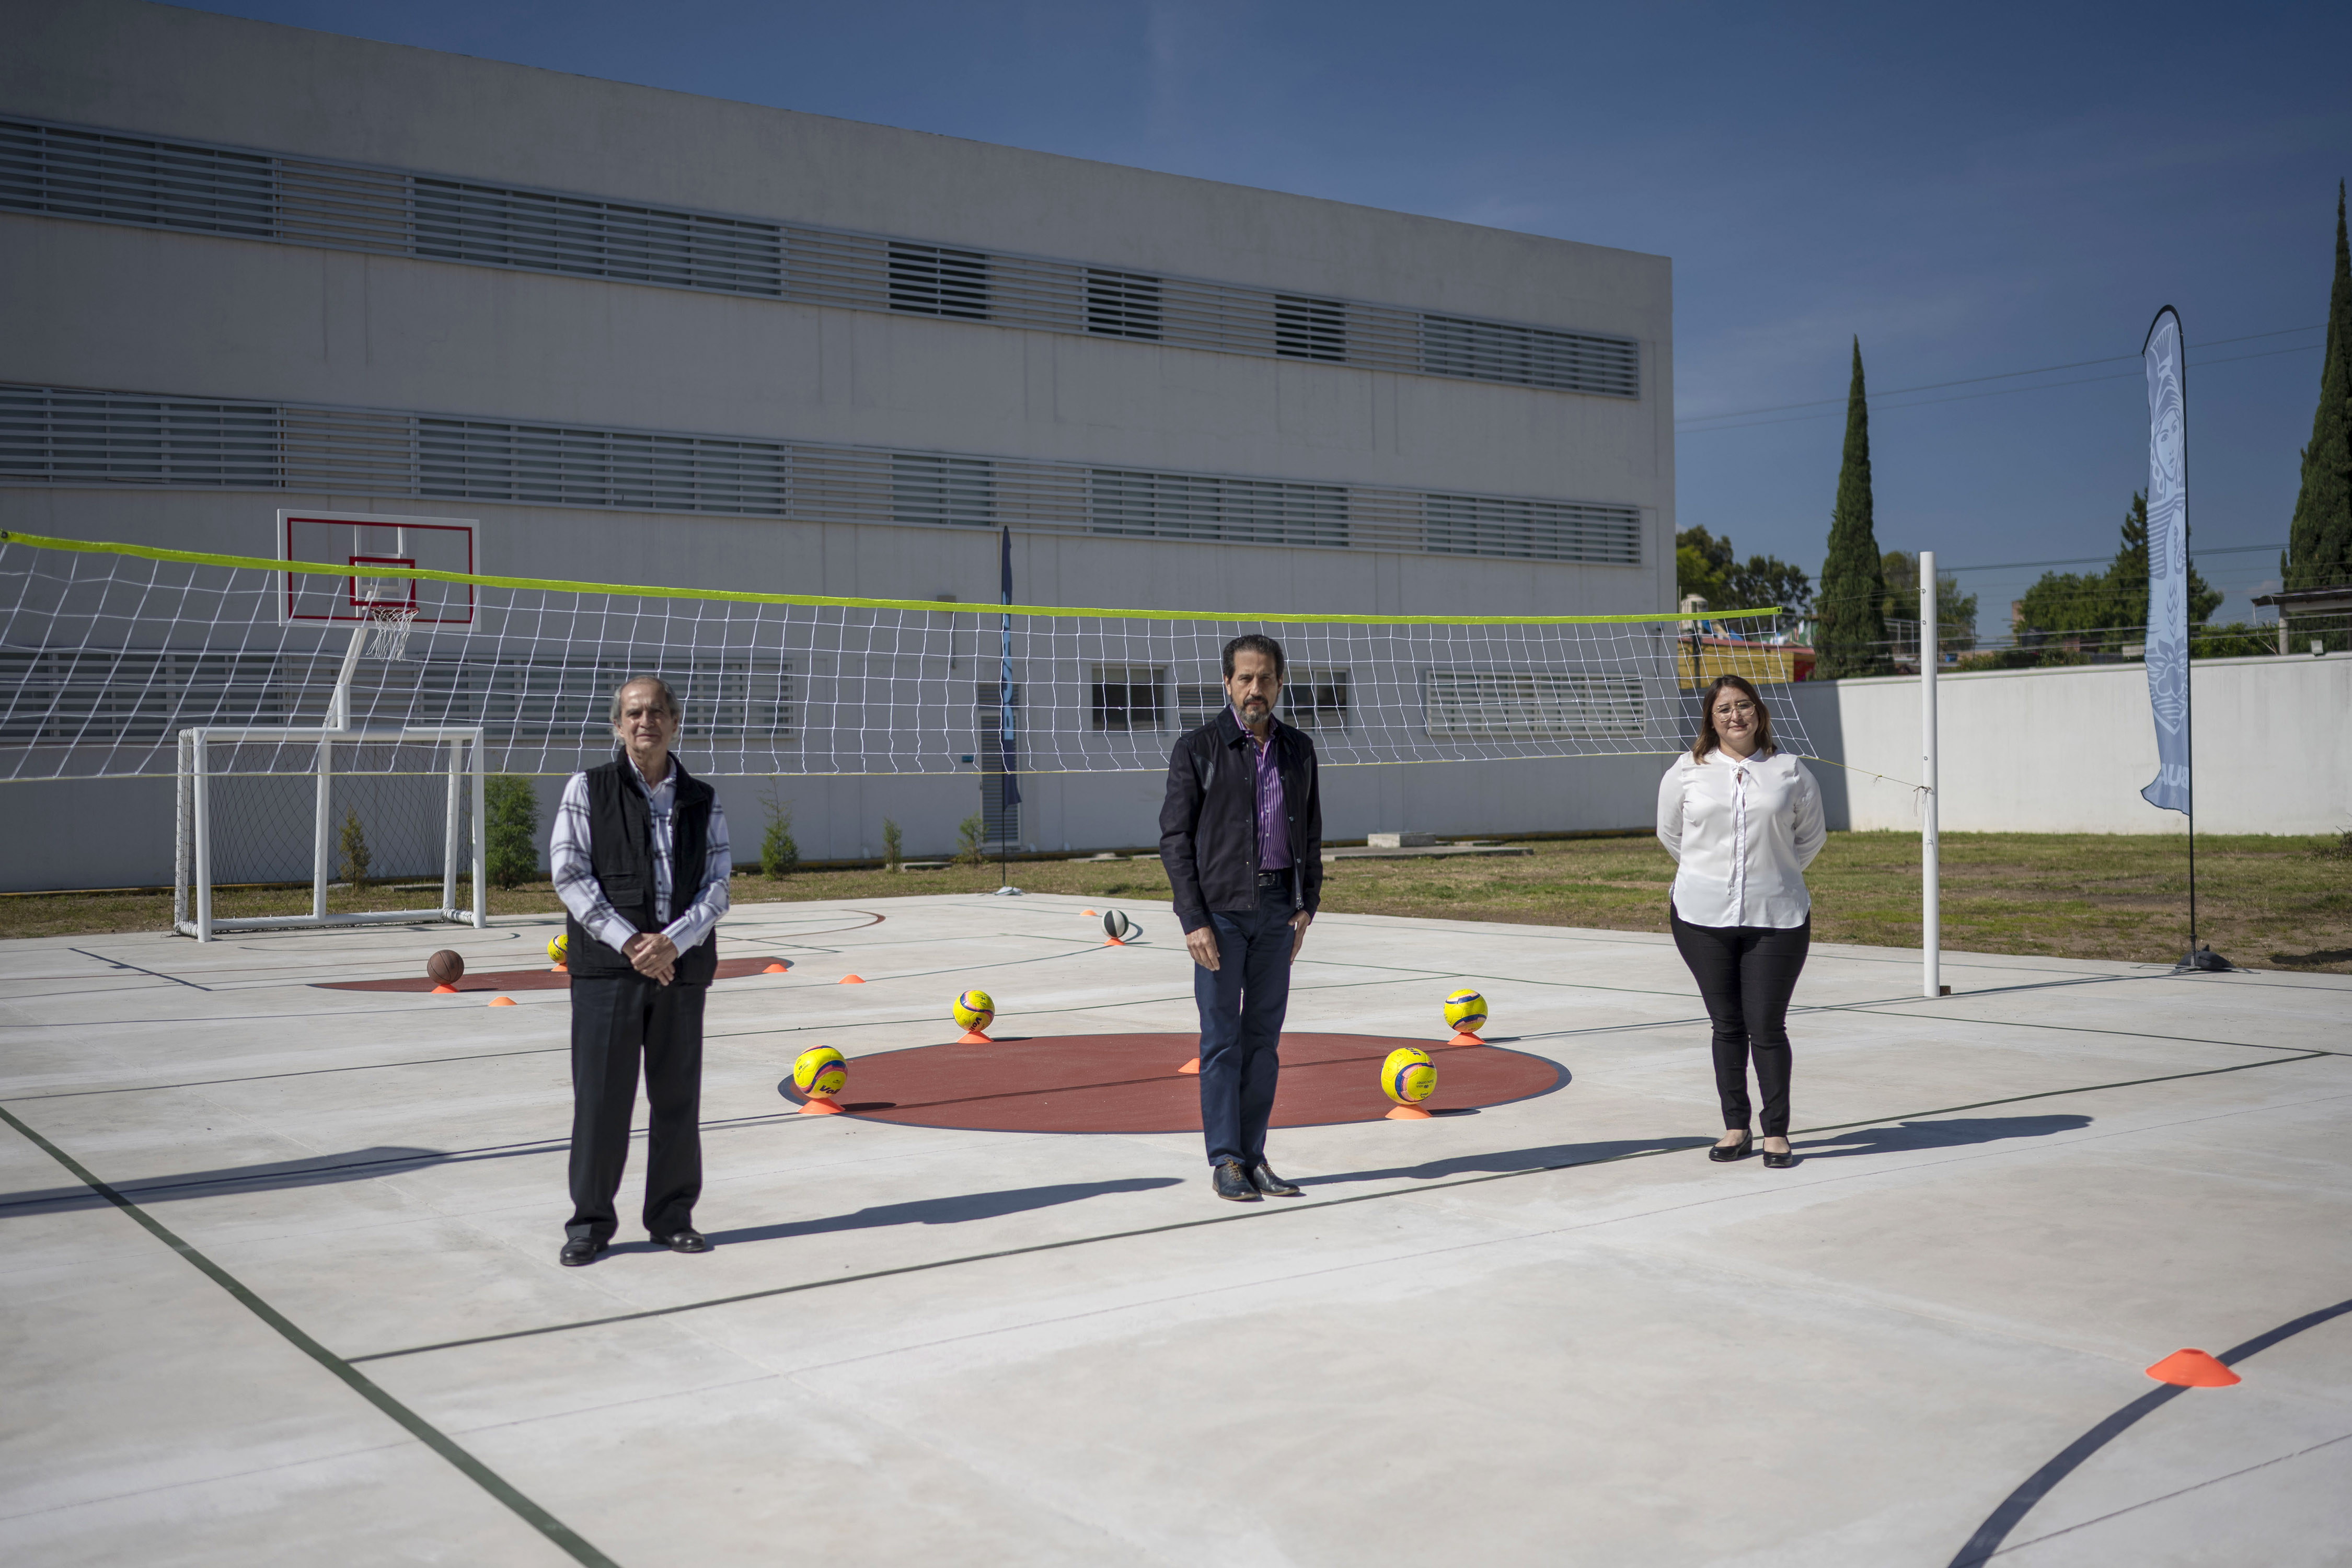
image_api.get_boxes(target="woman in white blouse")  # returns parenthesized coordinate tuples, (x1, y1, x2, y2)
(1656, 674, 1826, 1169)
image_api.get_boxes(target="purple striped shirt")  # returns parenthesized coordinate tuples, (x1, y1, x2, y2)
(1242, 713, 1292, 872)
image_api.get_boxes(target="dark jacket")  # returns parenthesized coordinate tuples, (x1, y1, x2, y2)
(565, 755, 721, 984)
(1159, 707, 1322, 934)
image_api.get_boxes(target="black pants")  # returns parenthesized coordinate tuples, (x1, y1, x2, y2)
(1669, 909, 1809, 1138)
(566, 972, 707, 1243)
(1193, 880, 1296, 1167)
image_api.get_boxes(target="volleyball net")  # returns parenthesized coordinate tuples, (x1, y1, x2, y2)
(0, 529, 1814, 784)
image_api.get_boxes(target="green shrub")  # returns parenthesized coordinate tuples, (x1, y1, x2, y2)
(882, 817, 903, 870)
(955, 813, 986, 866)
(337, 806, 372, 884)
(761, 786, 799, 877)
(483, 774, 540, 889)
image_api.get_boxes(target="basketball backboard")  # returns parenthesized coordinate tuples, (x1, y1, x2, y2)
(276, 510, 478, 628)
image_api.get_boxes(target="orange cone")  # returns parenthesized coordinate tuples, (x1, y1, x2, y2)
(797, 1095, 846, 1116)
(957, 1029, 993, 1045)
(1103, 935, 1125, 947)
(1446, 1030, 1483, 1047)
(1081, 909, 1098, 916)
(763, 961, 789, 974)
(1178, 1057, 1200, 1075)
(431, 983, 458, 995)
(1385, 1103, 1433, 1121)
(488, 996, 515, 1007)
(2146, 1350, 2240, 1387)
(839, 974, 866, 984)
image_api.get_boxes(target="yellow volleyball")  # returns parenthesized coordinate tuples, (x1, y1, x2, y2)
(1443, 988, 1488, 1034)
(953, 988, 996, 1031)
(792, 1046, 847, 1100)
(546, 932, 569, 966)
(1381, 1046, 1436, 1105)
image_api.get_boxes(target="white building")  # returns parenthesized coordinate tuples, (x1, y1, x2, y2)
(0, 0, 1676, 890)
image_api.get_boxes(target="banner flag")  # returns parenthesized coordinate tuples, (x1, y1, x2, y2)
(2140, 307, 2192, 815)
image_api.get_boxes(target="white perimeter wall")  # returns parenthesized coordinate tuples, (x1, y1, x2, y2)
(1791, 653, 2352, 835)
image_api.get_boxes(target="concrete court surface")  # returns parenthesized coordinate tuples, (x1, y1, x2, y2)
(1, 893, 2347, 1567)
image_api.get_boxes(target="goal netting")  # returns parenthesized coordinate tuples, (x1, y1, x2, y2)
(1, 531, 1815, 795)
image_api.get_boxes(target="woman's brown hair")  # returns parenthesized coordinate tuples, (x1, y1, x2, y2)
(1690, 674, 1777, 760)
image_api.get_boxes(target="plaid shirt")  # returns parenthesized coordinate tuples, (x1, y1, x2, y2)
(550, 757, 731, 956)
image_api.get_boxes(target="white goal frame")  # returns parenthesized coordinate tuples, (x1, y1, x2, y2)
(174, 617, 488, 942)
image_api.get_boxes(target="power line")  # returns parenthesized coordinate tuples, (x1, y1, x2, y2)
(1675, 323, 2325, 431)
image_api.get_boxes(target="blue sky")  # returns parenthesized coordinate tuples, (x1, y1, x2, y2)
(188, 1, 2352, 626)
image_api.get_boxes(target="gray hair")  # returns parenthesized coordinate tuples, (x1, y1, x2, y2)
(608, 674, 682, 729)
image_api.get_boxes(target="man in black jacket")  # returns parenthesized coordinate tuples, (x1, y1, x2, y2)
(549, 675, 732, 1266)
(1160, 633, 1322, 1202)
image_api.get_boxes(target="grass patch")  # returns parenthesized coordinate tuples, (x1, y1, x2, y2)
(6, 833, 2346, 974)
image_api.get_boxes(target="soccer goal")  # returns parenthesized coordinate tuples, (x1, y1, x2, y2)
(172, 598, 487, 942)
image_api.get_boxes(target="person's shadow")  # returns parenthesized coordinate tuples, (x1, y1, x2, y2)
(1793, 1114, 2091, 1161)
(689, 1176, 1182, 1249)
(1302, 1136, 1714, 1188)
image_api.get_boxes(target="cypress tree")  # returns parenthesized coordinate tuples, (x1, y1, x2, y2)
(1814, 337, 1889, 676)
(2285, 180, 2352, 592)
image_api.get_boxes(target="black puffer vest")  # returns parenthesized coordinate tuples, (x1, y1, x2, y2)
(565, 755, 720, 985)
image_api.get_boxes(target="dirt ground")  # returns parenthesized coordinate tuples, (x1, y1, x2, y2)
(8, 832, 2346, 974)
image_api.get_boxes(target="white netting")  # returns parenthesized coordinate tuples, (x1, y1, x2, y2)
(2, 534, 1814, 781)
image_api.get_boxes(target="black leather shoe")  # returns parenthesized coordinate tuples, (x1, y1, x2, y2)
(559, 1237, 607, 1267)
(1708, 1133, 1752, 1163)
(1248, 1161, 1302, 1197)
(1212, 1161, 1262, 1202)
(1760, 1144, 1795, 1169)
(650, 1228, 711, 1253)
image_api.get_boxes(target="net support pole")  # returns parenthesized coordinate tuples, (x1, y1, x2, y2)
(1920, 549, 1941, 999)
(469, 732, 488, 929)
(191, 729, 213, 944)
(313, 735, 333, 921)
(442, 738, 462, 918)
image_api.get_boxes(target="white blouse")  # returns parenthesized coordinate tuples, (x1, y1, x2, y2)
(1656, 747, 1826, 929)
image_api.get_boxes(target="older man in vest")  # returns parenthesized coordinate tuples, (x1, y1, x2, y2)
(550, 674, 731, 1266)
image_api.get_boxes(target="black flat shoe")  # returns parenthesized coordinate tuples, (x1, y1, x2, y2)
(650, 1228, 711, 1253)
(1212, 1160, 1262, 1202)
(559, 1237, 608, 1267)
(1761, 1145, 1794, 1169)
(1708, 1133, 1752, 1163)
(1248, 1161, 1302, 1197)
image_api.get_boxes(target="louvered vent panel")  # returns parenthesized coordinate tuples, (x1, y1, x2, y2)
(1, 383, 1641, 566)
(1085, 270, 1162, 340)
(0, 119, 273, 237)
(1275, 296, 1348, 362)
(887, 243, 990, 319)
(1422, 670, 1647, 738)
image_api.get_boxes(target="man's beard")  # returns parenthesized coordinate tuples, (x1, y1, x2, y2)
(1237, 697, 1271, 722)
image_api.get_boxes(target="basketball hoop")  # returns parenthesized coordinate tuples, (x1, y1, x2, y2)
(364, 602, 419, 660)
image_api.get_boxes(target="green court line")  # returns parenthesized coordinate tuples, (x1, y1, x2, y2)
(347, 1051, 2327, 1364)
(0, 1103, 621, 1568)
(0, 529, 1779, 626)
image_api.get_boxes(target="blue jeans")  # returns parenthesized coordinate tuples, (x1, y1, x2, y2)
(1194, 881, 1297, 1167)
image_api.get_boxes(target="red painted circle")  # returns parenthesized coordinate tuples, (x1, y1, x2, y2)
(778, 1033, 1563, 1133)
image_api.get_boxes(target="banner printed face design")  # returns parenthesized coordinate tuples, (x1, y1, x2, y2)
(2140, 309, 2191, 815)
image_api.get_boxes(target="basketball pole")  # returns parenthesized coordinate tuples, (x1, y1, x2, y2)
(1921, 549, 1941, 1000)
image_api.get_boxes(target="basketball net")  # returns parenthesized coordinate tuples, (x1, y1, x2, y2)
(363, 601, 419, 661)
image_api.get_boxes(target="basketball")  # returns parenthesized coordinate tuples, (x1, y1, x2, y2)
(953, 989, 995, 1031)
(1381, 1046, 1436, 1105)
(546, 933, 568, 966)
(1104, 909, 1140, 940)
(426, 950, 464, 985)
(1443, 988, 1488, 1034)
(792, 1046, 847, 1100)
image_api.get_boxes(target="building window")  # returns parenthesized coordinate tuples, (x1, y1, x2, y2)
(1279, 668, 1351, 731)
(1085, 269, 1161, 340)
(891, 454, 994, 527)
(1275, 295, 1346, 362)
(1090, 665, 1167, 732)
(1420, 316, 1640, 398)
(0, 119, 274, 238)
(888, 242, 989, 319)
(1423, 494, 1642, 567)
(1173, 682, 1227, 732)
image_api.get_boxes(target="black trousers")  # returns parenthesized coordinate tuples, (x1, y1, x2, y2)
(1669, 909, 1809, 1138)
(1193, 880, 1296, 1167)
(566, 972, 707, 1243)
